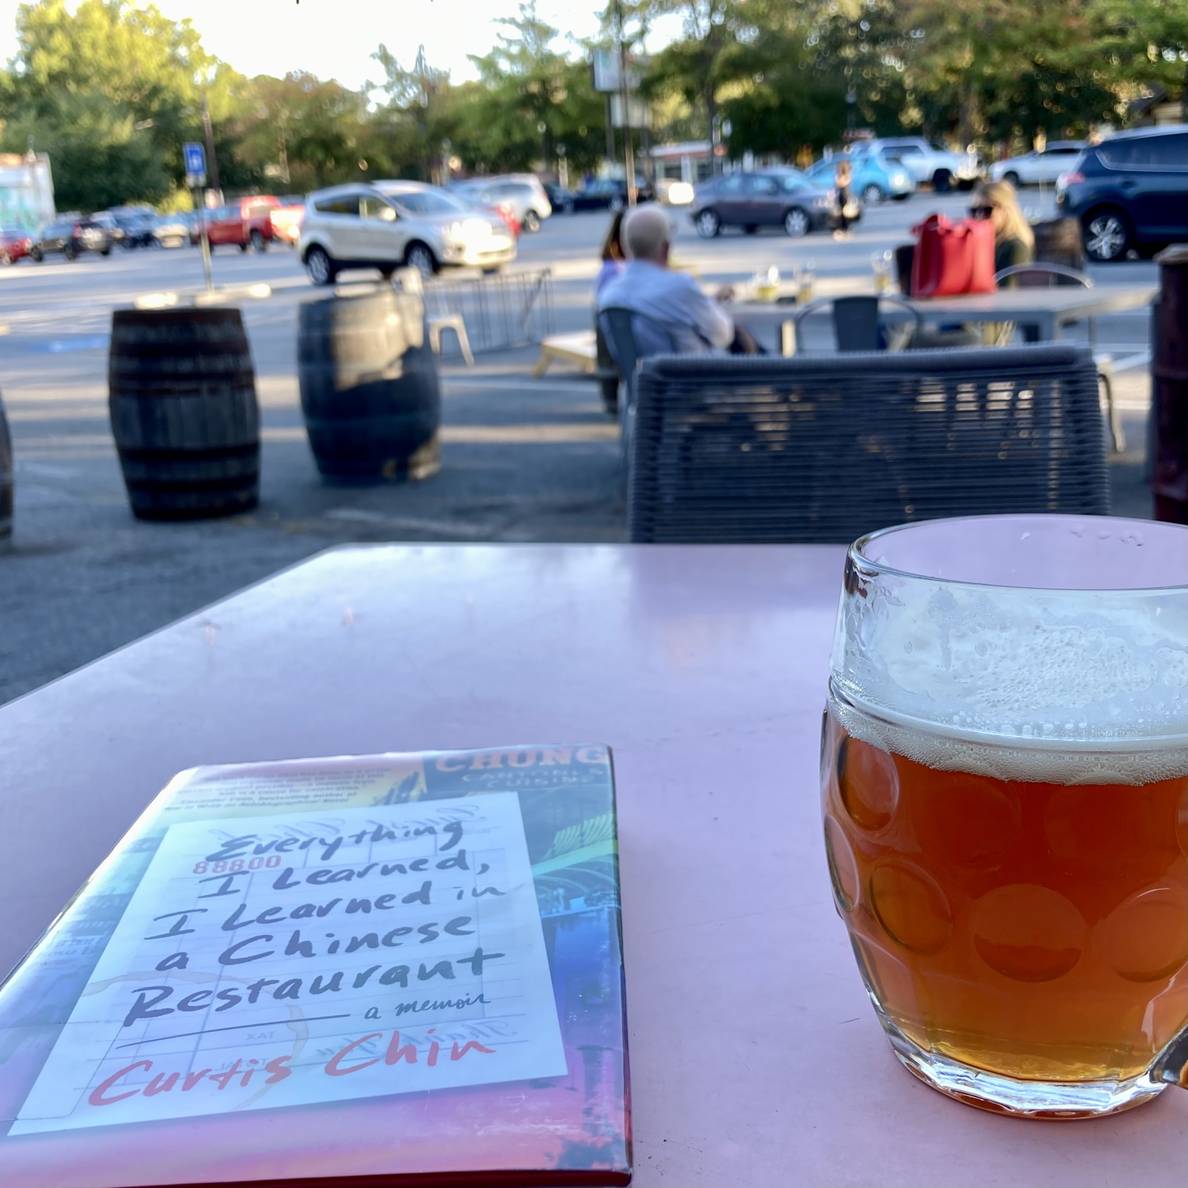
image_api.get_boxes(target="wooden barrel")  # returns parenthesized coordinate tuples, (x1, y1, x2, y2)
(108, 307, 259, 520)
(1031, 218, 1085, 271)
(0, 389, 12, 543)
(298, 285, 440, 484)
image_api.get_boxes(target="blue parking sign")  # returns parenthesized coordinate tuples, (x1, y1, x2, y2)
(183, 142, 206, 176)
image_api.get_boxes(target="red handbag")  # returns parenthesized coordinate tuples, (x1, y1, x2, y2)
(909, 214, 996, 297)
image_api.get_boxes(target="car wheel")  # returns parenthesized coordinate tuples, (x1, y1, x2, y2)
(695, 209, 720, 239)
(29, 245, 42, 262)
(862, 184, 885, 204)
(783, 207, 810, 238)
(1083, 209, 1131, 263)
(932, 169, 952, 193)
(304, 245, 336, 286)
(404, 242, 437, 278)
(100, 244, 112, 256)
(1003, 171, 1021, 189)
(523, 210, 541, 233)
(250, 229, 267, 252)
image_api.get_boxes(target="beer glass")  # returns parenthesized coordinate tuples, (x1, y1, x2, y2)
(822, 514, 1188, 1117)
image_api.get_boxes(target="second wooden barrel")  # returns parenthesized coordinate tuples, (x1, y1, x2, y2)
(298, 285, 441, 484)
(1, 389, 12, 543)
(108, 307, 260, 520)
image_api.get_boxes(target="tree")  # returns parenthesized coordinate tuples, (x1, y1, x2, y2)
(0, 0, 221, 205)
(629, 1, 743, 155)
(230, 73, 371, 193)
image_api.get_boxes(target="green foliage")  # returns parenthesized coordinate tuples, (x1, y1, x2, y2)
(0, 0, 1181, 213)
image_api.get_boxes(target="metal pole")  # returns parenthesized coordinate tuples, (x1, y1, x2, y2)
(202, 94, 221, 197)
(194, 187, 213, 294)
(615, 0, 637, 204)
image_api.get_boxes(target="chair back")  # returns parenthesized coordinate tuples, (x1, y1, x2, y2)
(995, 262, 1091, 289)
(599, 306, 679, 467)
(789, 295, 922, 354)
(628, 345, 1108, 543)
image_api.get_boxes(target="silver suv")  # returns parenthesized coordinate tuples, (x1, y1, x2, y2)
(298, 180, 517, 285)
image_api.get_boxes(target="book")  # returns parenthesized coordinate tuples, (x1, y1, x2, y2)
(0, 745, 631, 1187)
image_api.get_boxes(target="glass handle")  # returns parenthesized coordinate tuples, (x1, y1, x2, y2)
(1152, 1029, 1188, 1089)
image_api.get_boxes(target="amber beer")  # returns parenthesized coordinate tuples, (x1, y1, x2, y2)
(821, 702, 1188, 1090)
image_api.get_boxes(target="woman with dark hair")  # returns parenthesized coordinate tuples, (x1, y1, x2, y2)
(597, 209, 626, 295)
(595, 209, 628, 415)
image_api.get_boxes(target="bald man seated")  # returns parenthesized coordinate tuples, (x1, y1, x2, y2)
(597, 204, 744, 359)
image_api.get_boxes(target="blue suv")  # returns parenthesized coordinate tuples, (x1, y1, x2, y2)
(805, 148, 915, 204)
(1057, 125, 1188, 262)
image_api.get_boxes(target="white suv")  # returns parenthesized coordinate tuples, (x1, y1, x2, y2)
(298, 180, 517, 285)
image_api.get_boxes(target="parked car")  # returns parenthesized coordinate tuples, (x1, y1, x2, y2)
(29, 214, 113, 261)
(542, 181, 575, 213)
(298, 180, 517, 284)
(689, 169, 841, 238)
(0, 227, 33, 264)
(989, 141, 1086, 187)
(202, 195, 282, 251)
(1057, 125, 1188, 262)
(451, 178, 550, 231)
(805, 147, 914, 204)
(503, 174, 555, 222)
(106, 206, 157, 248)
(861, 137, 981, 192)
(571, 177, 657, 211)
(268, 196, 305, 247)
(153, 212, 193, 248)
(655, 178, 696, 206)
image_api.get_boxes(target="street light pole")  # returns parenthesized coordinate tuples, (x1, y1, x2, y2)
(614, 0, 637, 205)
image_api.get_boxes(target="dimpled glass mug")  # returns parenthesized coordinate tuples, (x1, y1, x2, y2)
(821, 514, 1188, 1118)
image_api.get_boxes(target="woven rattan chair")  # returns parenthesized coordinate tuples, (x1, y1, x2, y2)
(628, 344, 1109, 543)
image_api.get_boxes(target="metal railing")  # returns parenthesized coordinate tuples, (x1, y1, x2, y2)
(417, 267, 555, 356)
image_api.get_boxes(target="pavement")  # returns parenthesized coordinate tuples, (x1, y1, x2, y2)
(0, 193, 1161, 703)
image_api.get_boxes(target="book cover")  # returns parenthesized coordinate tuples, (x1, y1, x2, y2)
(0, 745, 630, 1186)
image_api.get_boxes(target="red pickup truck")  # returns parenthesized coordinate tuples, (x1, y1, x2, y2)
(194, 195, 281, 251)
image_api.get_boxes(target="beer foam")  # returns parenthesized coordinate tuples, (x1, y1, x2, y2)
(832, 582, 1188, 785)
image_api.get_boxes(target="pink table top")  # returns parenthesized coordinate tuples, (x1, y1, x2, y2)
(1, 544, 1184, 1186)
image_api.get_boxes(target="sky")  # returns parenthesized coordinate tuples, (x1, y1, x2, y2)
(0, 1, 628, 90)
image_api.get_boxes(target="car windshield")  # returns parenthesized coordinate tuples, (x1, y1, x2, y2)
(769, 169, 808, 190)
(384, 187, 467, 215)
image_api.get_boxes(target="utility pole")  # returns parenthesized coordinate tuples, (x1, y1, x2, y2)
(201, 94, 221, 199)
(614, 0, 637, 204)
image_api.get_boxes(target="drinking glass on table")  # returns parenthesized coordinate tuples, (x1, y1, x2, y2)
(821, 514, 1188, 1118)
(797, 261, 816, 304)
(871, 250, 892, 294)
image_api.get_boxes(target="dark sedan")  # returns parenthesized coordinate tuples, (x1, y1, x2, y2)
(689, 169, 841, 238)
(29, 215, 114, 261)
(1057, 125, 1188, 262)
(570, 178, 655, 211)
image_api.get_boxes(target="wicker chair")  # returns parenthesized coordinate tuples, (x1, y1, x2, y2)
(628, 344, 1109, 544)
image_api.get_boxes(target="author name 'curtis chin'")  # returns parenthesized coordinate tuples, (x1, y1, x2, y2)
(87, 1029, 496, 1107)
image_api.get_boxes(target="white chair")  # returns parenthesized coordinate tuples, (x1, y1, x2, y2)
(428, 314, 474, 366)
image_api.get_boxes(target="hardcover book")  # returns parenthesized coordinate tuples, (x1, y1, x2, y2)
(0, 745, 630, 1186)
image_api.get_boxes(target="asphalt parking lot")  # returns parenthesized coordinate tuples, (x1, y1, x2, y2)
(0, 193, 1160, 703)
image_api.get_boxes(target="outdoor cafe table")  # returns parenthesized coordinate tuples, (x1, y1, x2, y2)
(729, 283, 1157, 353)
(1, 544, 1184, 1187)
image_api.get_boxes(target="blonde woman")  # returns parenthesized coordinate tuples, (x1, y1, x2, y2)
(833, 159, 855, 240)
(969, 180, 1035, 275)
